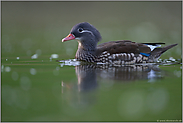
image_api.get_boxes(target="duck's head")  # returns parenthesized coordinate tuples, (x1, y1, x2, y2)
(62, 22, 102, 44)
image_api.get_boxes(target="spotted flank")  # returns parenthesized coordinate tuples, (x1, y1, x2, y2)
(97, 51, 149, 65)
(77, 52, 97, 63)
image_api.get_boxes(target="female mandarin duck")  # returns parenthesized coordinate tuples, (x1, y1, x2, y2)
(62, 22, 177, 64)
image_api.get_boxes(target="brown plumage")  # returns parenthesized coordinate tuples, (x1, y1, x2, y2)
(96, 40, 151, 55)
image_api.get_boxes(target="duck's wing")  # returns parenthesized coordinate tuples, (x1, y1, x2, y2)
(96, 40, 152, 55)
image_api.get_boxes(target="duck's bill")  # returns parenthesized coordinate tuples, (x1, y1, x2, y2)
(62, 34, 75, 42)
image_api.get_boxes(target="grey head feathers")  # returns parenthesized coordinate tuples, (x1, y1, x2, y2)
(70, 22, 102, 42)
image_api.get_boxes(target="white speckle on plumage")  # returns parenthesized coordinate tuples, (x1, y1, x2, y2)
(119, 53, 122, 57)
(131, 53, 134, 57)
(139, 54, 142, 58)
(143, 57, 148, 60)
(131, 60, 135, 64)
(112, 54, 116, 58)
(136, 56, 140, 62)
(104, 54, 107, 57)
(123, 53, 127, 60)
(121, 61, 124, 64)
(114, 60, 121, 64)
(133, 57, 136, 62)
(147, 44, 161, 51)
(125, 61, 129, 65)
(108, 56, 112, 59)
(128, 54, 131, 60)
(143, 61, 146, 64)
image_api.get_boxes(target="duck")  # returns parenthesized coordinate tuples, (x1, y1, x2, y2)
(62, 22, 177, 64)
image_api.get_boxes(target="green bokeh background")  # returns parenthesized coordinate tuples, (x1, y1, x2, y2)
(2, 1, 182, 60)
(1, 1, 182, 122)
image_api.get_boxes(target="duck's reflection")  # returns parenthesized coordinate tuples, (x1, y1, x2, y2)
(97, 64, 162, 82)
(61, 63, 165, 109)
(62, 63, 164, 92)
(75, 64, 98, 92)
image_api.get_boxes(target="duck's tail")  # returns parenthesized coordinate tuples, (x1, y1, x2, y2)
(148, 43, 178, 62)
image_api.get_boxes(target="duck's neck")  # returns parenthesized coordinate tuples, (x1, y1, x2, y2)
(75, 40, 98, 62)
(77, 39, 97, 51)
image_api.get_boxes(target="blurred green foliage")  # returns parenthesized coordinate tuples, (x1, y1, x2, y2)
(1, 1, 182, 60)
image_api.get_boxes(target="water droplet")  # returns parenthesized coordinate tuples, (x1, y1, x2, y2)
(5, 66, 11, 72)
(174, 70, 181, 78)
(30, 68, 37, 75)
(169, 57, 175, 62)
(16, 57, 20, 60)
(6, 59, 8, 61)
(31, 54, 38, 59)
(50, 54, 59, 59)
(60, 63, 64, 67)
(1, 65, 4, 72)
(56, 66, 60, 70)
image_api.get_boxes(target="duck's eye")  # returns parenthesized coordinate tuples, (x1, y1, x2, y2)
(78, 28, 83, 32)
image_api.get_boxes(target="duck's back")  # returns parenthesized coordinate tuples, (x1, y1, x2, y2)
(95, 40, 177, 64)
(97, 40, 151, 54)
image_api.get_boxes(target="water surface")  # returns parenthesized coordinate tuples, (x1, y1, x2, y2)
(1, 58, 182, 122)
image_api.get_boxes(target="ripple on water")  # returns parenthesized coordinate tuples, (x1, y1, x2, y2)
(30, 68, 37, 75)
(58, 59, 81, 67)
(5, 66, 11, 72)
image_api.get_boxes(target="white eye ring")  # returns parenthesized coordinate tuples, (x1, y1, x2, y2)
(78, 28, 83, 32)
(77, 29, 93, 35)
